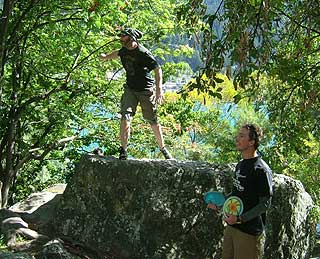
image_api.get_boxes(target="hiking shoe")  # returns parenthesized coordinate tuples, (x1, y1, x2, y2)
(160, 147, 173, 159)
(119, 147, 128, 160)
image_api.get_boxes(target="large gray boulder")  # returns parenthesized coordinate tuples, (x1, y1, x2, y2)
(53, 154, 315, 259)
(0, 184, 78, 258)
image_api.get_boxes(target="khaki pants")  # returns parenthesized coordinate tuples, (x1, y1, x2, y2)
(120, 87, 157, 124)
(222, 225, 265, 259)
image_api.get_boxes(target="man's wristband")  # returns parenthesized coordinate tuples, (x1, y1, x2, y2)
(236, 216, 243, 224)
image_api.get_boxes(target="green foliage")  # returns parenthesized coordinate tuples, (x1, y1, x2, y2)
(175, 0, 320, 211)
(13, 151, 73, 202)
(152, 85, 271, 164)
(0, 0, 319, 217)
(0, 0, 202, 206)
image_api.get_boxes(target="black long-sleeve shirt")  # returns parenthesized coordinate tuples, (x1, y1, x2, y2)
(230, 156, 273, 235)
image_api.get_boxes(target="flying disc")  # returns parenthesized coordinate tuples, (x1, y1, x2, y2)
(204, 191, 225, 207)
(223, 196, 243, 217)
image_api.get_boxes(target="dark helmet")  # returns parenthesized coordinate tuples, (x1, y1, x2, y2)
(118, 28, 143, 41)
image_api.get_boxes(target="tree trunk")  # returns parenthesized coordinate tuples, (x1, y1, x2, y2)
(1, 171, 12, 207)
(0, 0, 13, 101)
(1, 46, 21, 207)
(1, 108, 18, 208)
(0, 181, 2, 207)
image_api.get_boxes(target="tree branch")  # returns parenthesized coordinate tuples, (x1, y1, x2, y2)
(274, 7, 320, 35)
(14, 135, 78, 172)
(70, 39, 119, 72)
(7, 9, 83, 58)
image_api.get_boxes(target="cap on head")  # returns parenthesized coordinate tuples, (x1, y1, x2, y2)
(118, 28, 143, 41)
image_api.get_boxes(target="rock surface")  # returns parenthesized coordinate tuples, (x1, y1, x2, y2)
(50, 154, 315, 259)
(0, 155, 316, 258)
(0, 185, 68, 258)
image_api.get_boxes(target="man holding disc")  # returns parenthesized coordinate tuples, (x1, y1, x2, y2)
(208, 124, 273, 259)
(99, 28, 172, 160)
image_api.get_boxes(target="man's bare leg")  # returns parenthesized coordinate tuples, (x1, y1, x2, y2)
(151, 123, 172, 159)
(120, 118, 131, 148)
(151, 123, 165, 148)
(119, 118, 130, 159)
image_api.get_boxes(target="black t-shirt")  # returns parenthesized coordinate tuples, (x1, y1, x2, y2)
(231, 156, 273, 235)
(118, 45, 159, 91)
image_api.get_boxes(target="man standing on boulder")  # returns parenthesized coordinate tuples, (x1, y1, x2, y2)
(208, 124, 273, 259)
(100, 28, 172, 160)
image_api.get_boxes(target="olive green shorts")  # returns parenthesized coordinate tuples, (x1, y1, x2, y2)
(120, 87, 158, 124)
